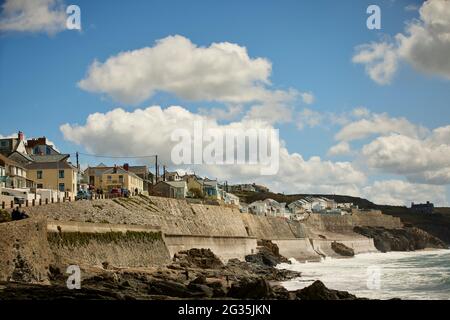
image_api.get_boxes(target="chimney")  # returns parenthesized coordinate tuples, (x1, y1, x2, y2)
(18, 131, 24, 141)
(123, 163, 129, 171)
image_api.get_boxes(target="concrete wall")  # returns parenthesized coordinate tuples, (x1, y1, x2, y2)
(47, 220, 171, 268)
(0, 217, 52, 283)
(304, 212, 402, 233)
(22, 196, 400, 262)
(272, 239, 321, 262)
(164, 235, 258, 262)
(311, 238, 378, 258)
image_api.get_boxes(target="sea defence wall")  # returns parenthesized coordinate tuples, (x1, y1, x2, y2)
(47, 220, 171, 268)
(303, 211, 403, 233)
(19, 195, 403, 263)
(0, 217, 52, 283)
(164, 235, 257, 262)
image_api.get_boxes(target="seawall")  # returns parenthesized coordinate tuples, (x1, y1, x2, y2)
(0, 217, 52, 283)
(17, 195, 403, 264)
(47, 220, 171, 268)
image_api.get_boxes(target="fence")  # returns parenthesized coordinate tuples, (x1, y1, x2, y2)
(1, 192, 127, 210)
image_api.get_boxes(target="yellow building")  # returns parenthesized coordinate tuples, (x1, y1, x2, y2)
(100, 166, 144, 194)
(26, 161, 78, 195)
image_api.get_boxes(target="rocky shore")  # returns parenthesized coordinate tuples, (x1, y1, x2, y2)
(0, 245, 362, 300)
(353, 226, 448, 252)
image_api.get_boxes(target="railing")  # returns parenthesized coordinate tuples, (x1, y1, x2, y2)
(0, 192, 129, 210)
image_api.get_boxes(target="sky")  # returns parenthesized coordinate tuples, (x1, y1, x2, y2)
(1, 0, 450, 206)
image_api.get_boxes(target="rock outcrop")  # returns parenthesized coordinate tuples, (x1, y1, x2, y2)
(294, 280, 360, 300)
(244, 239, 290, 267)
(331, 242, 355, 257)
(353, 226, 447, 252)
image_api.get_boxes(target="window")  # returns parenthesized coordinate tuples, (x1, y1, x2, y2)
(37, 170, 43, 179)
(34, 146, 39, 154)
(59, 170, 64, 178)
(37, 184, 43, 188)
(59, 183, 65, 192)
(119, 175, 124, 183)
(107, 175, 112, 181)
(46, 146, 51, 155)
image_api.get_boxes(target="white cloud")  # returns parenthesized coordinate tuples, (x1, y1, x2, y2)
(296, 108, 323, 130)
(300, 92, 315, 104)
(60, 105, 366, 193)
(353, 0, 450, 84)
(328, 141, 352, 156)
(0, 0, 66, 34)
(335, 112, 428, 142)
(362, 127, 450, 184)
(352, 106, 370, 118)
(362, 179, 447, 206)
(352, 42, 399, 85)
(78, 35, 290, 105)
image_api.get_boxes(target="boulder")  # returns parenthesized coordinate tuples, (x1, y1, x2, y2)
(227, 277, 272, 299)
(295, 280, 358, 300)
(173, 248, 224, 269)
(331, 242, 355, 257)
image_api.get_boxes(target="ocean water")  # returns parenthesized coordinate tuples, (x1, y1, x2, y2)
(278, 249, 450, 300)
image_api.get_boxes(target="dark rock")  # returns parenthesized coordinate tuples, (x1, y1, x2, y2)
(245, 239, 289, 267)
(173, 248, 224, 269)
(147, 279, 200, 298)
(190, 275, 207, 285)
(331, 242, 355, 257)
(227, 277, 272, 299)
(295, 280, 358, 300)
(187, 283, 214, 298)
(354, 226, 447, 252)
(207, 280, 227, 297)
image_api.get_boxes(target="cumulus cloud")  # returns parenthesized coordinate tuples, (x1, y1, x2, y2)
(0, 0, 66, 34)
(353, 0, 450, 84)
(362, 179, 447, 206)
(328, 141, 352, 156)
(362, 126, 450, 184)
(60, 105, 366, 192)
(334, 112, 428, 142)
(300, 92, 315, 105)
(78, 35, 298, 107)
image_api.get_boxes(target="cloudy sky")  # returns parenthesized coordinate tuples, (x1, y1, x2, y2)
(1, 0, 450, 206)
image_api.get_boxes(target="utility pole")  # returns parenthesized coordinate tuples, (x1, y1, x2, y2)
(76, 151, 79, 170)
(163, 165, 166, 181)
(155, 155, 158, 184)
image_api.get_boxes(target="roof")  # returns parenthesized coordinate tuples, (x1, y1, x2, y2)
(30, 154, 70, 163)
(26, 161, 77, 170)
(102, 166, 142, 180)
(166, 181, 187, 188)
(203, 180, 218, 187)
(0, 153, 24, 169)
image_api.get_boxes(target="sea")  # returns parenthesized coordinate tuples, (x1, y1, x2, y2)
(278, 249, 450, 300)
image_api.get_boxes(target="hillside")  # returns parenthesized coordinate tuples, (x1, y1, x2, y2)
(236, 191, 450, 244)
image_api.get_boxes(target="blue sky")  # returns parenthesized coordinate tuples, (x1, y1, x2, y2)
(1, 0, 449, 205)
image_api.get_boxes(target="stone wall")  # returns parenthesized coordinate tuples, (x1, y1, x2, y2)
(0, 217, 52, 283)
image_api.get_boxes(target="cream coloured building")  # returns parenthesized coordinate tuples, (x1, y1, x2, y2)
(100, 166, 144, 194)
(26, 161, 78, 195)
